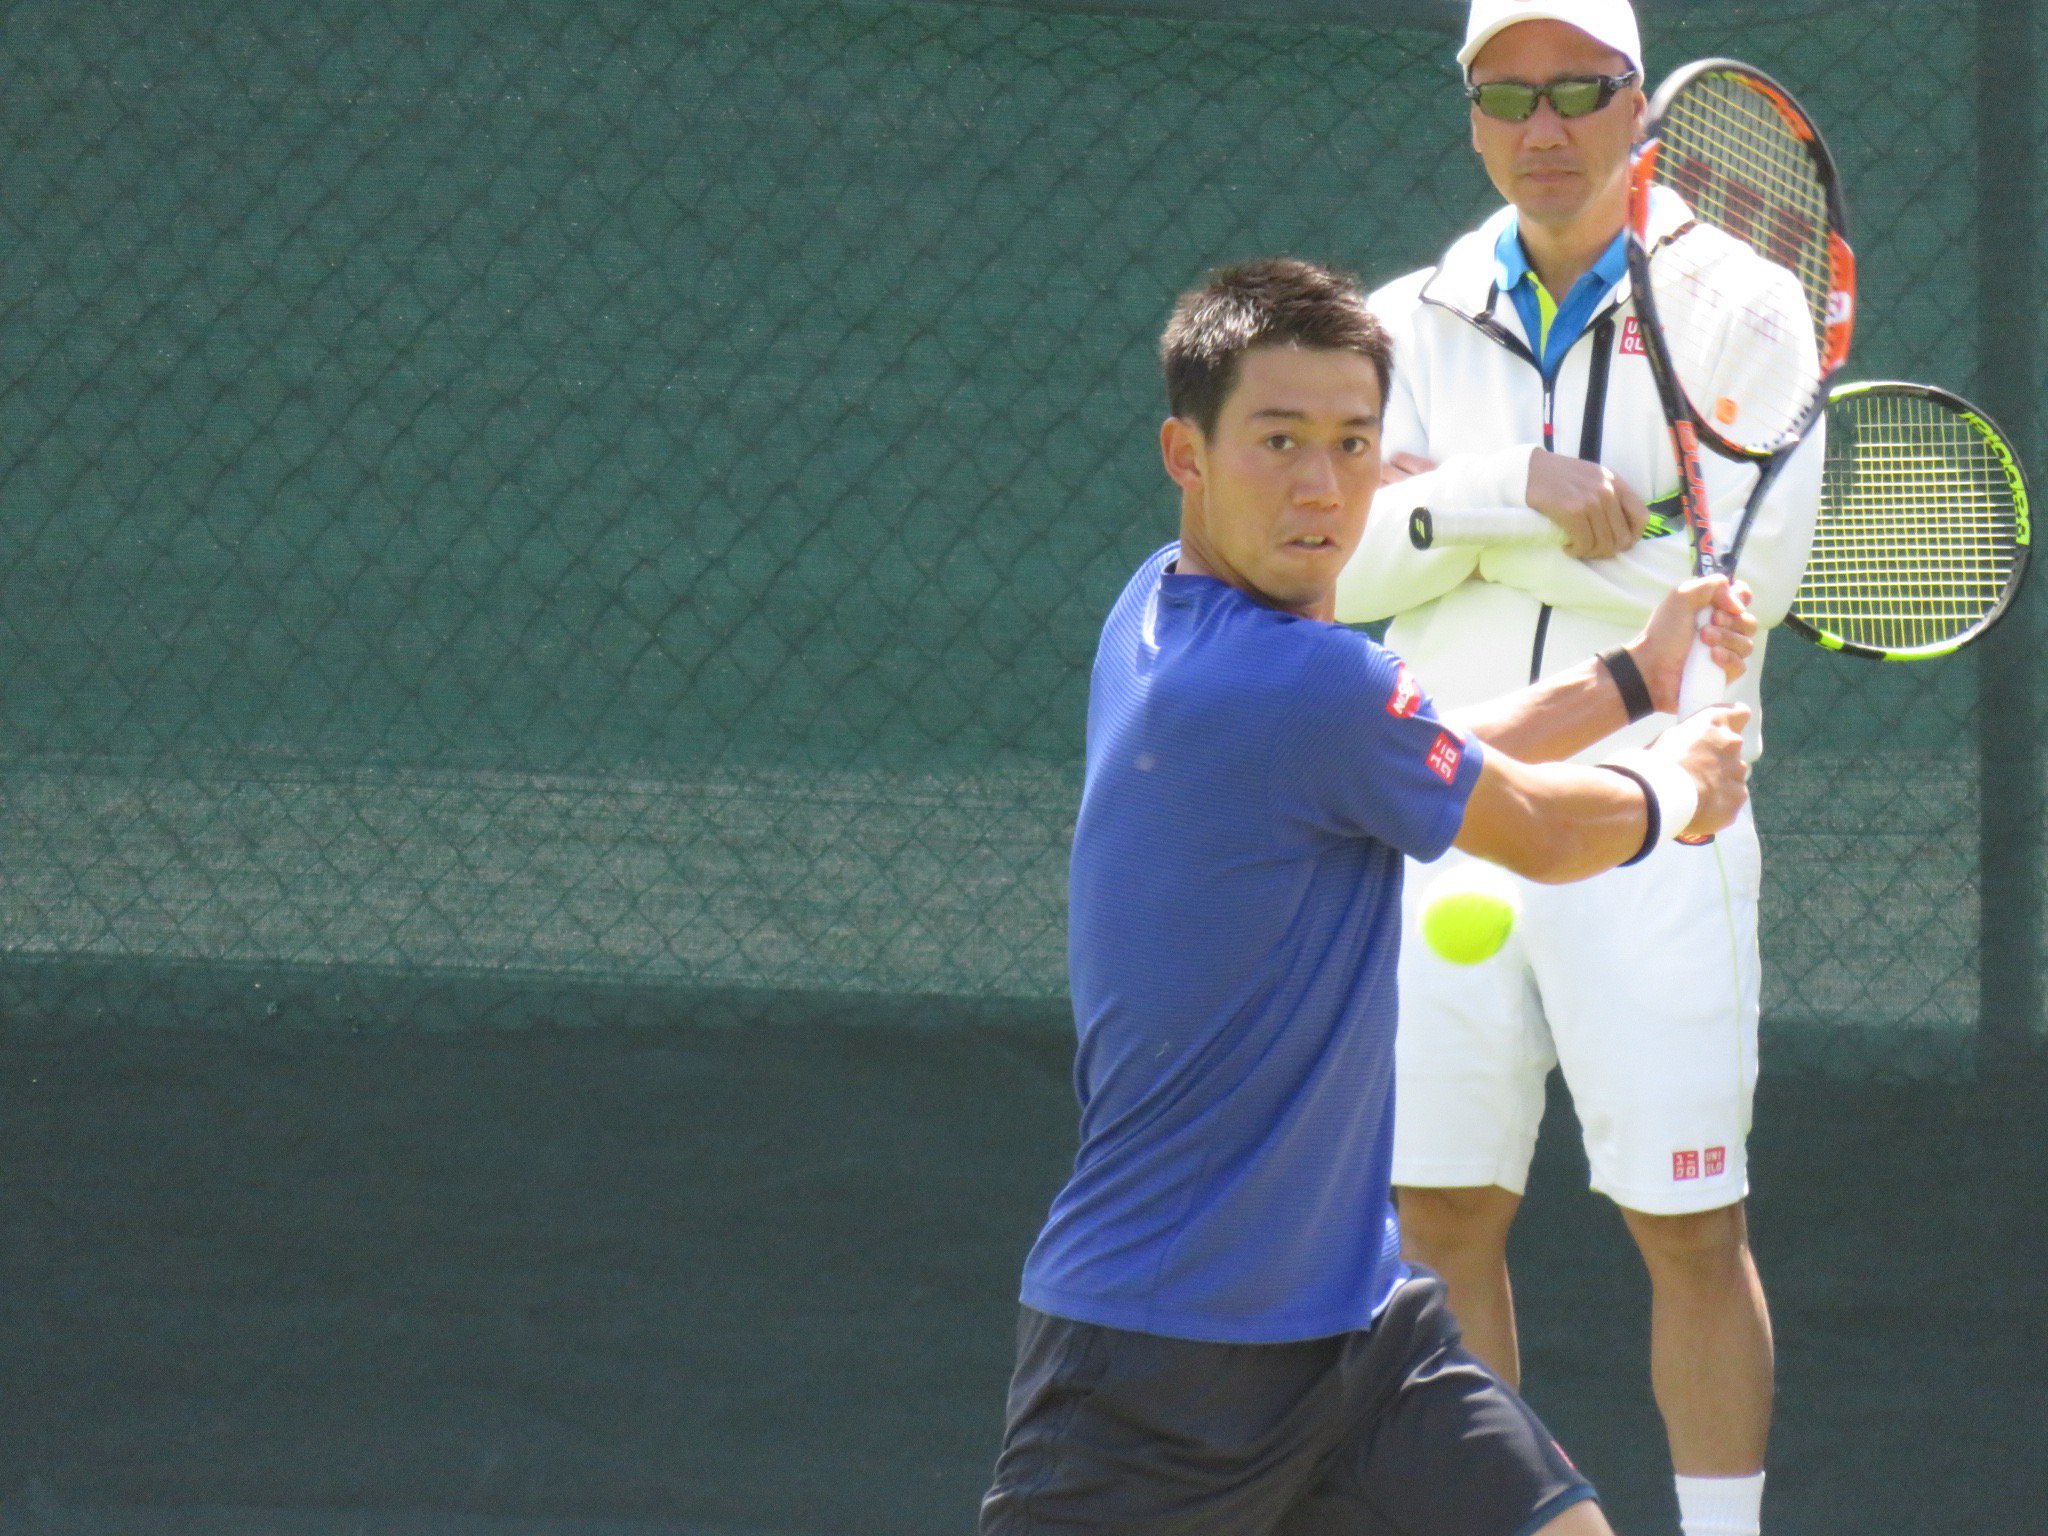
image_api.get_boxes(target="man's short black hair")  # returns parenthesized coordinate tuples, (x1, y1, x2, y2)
(1160, 258, 1392, 436)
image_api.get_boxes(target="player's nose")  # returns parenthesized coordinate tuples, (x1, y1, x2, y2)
(1291, 450, 1343, 507)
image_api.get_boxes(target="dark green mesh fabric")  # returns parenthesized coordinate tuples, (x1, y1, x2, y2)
(0, 0, 2036, 1072)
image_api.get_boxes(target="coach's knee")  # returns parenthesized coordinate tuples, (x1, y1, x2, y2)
(1621, 1200, 1753, 1287)
(1397, 1184, 1520, 1269)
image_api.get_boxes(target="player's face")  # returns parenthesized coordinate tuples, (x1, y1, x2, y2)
(1162, 344, 1383, 621)
(1468, 20, 1645, 237)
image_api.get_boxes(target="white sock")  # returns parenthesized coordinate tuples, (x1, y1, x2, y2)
(1675, 1472, 1765, 1536)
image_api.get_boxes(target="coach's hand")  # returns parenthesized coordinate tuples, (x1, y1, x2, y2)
(1380, 451, 1436, 485)
(1651, 703, 1752, 839)
(1629, 576, 1758, 714)
(1527, 451, 1650, 559)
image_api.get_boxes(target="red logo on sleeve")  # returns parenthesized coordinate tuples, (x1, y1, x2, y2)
(1673, 1150, 1701, 1180)
(1620, 317, 1648, 356)
(1425, 731, 1462, 783)
(1704, 1146, 1727, 1177)
(1386, 666, 1423, 719)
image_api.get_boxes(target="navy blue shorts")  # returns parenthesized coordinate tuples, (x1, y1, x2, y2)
(980, 1272, 1596, 1536)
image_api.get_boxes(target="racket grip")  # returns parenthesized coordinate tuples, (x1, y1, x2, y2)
(1674, 622, 1726, 718)
(1407, 506, 1565, 551)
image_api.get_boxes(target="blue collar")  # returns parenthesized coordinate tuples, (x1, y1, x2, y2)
(1493, 221, 1629, 379)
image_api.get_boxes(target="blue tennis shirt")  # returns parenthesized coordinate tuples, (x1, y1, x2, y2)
(1019, 546, 1484, 1343)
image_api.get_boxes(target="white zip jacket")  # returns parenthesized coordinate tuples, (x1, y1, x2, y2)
(1334, 203, 1821, 763)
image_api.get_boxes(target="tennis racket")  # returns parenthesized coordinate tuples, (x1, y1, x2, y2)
(1786, 381, 2030, 659)
(1412, 59, 1856, 714)
(1412, 380, 2032, 661)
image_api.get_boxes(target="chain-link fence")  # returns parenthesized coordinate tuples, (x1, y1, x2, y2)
(0, 0, 2037, 1075)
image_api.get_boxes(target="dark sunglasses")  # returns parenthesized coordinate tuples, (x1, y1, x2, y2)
(1466, 71, 1639, 122)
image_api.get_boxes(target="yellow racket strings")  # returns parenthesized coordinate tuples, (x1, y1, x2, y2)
(1656, 71, 1834, 348)
(1801, 393, 2022, 652)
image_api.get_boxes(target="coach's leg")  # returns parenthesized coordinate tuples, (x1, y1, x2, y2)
(1619, 1198, 1772, 1474)
(1394, 1183, 1523, 1385)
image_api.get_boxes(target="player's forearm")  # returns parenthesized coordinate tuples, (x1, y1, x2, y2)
(1452, 755, 1652, 883)
(1455, 703, 1749, 881)
(1448, 655, 1629, 765)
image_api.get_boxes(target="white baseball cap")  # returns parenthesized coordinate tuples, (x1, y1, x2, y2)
(1457, 0, 1644, 78)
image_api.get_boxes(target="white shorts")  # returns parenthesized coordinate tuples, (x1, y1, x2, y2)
(1391, 808, 1762, 1216)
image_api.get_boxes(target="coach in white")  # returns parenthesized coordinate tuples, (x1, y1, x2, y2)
(1334, 5, 1821, 1536)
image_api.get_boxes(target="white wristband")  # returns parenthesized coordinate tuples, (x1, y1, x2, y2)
(1598, 747, 1702, 862)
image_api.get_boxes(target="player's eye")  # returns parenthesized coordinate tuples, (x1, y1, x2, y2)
(1264, 433, 1296, 451)
(1341, 436, 1375, 456)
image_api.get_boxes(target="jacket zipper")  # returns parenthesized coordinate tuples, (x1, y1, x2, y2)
(1530, 372, 1558, 682)
(1528, 310, 1620, 683)
(1530, 374, 1558, 680)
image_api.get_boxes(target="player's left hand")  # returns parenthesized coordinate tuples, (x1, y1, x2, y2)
(1629, 576, 1758, 714)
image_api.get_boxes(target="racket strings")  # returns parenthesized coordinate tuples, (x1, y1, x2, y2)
(1799, 394, 2023, 652)
(1648, 225, 1821, 452)
(1655, 73, 1834, 345)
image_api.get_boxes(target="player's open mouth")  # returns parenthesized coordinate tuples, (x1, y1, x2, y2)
(1289, 535, 1336, 548)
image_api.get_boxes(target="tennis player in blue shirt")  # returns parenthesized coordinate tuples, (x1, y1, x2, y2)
(980, 258, 1757, 1536)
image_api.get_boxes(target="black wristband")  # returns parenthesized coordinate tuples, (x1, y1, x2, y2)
(1598, 763, 1660, 866)
(1598, 647, 1656, 723)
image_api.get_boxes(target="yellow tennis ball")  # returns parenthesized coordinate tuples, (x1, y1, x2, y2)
(1418, 866, 1520, 965)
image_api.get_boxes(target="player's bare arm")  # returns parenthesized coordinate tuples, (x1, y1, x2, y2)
(1443, 574, 1756, 882)
(1448, 575, 1756, 762)
(1453, 702, 1749, 883)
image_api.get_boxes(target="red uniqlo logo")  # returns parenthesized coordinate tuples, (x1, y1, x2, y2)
(1705, 1146, 1727, 1177)
(1425, 730, 1463, 784)
(1387, 666, 1423, 719)
(1673, 1150, 1701, 1180)
(1620, 317, 1648, 356)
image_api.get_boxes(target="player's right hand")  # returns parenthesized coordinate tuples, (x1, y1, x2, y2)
(1526, 451, 1650, 560)
(1632, 576, 1759, 709)
(1654, 703, 1752, 838)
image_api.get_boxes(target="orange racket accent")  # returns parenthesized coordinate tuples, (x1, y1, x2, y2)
(1628, 140, 1661, 241)
(1822, 233, 1857, 374)
(1747, 75, 1814, 142)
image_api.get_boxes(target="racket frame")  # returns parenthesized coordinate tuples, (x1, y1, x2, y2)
(1627, 57, 1855, 583)
(1784, 379, 2032, 660)
(1413, 381, 2034, 665)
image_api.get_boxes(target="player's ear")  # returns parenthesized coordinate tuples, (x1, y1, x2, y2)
(1161, 416, 1206, 493)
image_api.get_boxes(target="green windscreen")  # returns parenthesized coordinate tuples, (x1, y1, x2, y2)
(0, 0, 2031, 1073)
